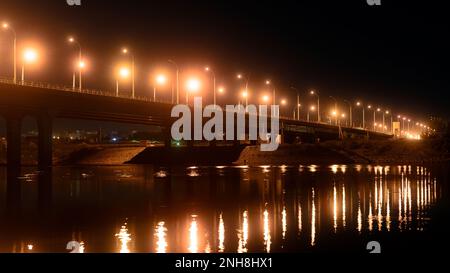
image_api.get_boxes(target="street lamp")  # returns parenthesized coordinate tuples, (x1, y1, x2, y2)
(186, 77, 200, 104)
(356, 101, 365, 129)
(168, 59, 179, 104)
(308, 105, 316, 122)
(310, 90, 320, 122)
(121, 47, 135, 98)
(329, 96, 338, 125)
(237, 73, 250, 106)
(153, 74, 167, 102)
(21, 48, 38, 83)
(290, 87, 301, 121)
(204, 66, 216, 106)
(241, 90, 248, 107)
(265, 80, 276, 106)
(68, 36, 82, 90)
(116, 66, 130, 97)
(2, 22, 17, 83)
(343, 100, 353, 127)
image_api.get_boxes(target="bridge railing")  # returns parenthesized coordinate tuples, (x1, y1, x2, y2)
(0, 77, 173, 105)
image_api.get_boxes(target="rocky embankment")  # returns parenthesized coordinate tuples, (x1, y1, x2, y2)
(235, 139, 450, 165)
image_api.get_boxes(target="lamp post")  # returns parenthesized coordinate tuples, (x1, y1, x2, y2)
(186, 78, 200, 104)
(121, 48, 135, 98)
(205, 66, 216, 106)
(308, 105, 315, 122)
(116, 67, 130, 97)
(168, 59, 179, 104)
(153, 74, 167, 102)
(310, 90, 320, 122)
(356, 101, 365, 129)
(2, 22, 17, 83)
(344, 100, 353, 127)
(265, 80, 276, 107)
(290, 87, 301, 121)
(21, 48, 37, 83)
(68, 37, 82, 91)
(367, 105, 375, 131)
(329, 96, 338, 125)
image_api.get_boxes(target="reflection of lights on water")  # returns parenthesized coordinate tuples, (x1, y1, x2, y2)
(115, 224, 132, 253)
(340, 165, 347, 174)
(155, 221, 168, 253)
(79, 241, 85, 253)
(263, 208, 271, 253)
(331, 165, 338, 174)
(386, 189, 391, 231)
(368, 193, 373, 232)
(281, 206, 287, 240)
(237, 210, 249, 253)
(308, 165, 317, 173)
(342, 184, 346, 228)
(218, 213, 225, 253)
(355, 165, 362, 172)
(311, 188, 316, 246)
(188, 215, 199, 253)
(298, 202, 302, 235)
(187, 169, 200, 177)
(280, 165, 287, 173)
(357, 200, 362, 233)
(204, 240, 211, 253)
(378, 181, 383, 231)
(27, 244, 33, 251)
(333, 183, 337, 232)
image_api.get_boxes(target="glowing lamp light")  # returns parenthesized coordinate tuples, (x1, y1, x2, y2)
(122, 48, 128, 54)
(262, 95, 269, 102)
(368, 105, 372, 109)
(156, 74, 167, 85)
(356, 102, 361, 106)
(265, 80, 271, 85)
(310, 106, 316, 111)
(119, 67, 130, 78)
(218, 87, 225, 93)
(341, 113, 346, 118)
(280, 99, 287, 105)
(23, 49, 37, 63)
(310, 90, 315, 95)
(78, 61, 85, 69)
(2, 22, 9, 28)
(237, 74, 242, 79)
(241, 90, 248, 98)
(186, 78, 200, 92)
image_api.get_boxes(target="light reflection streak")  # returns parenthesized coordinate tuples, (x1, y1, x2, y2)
(218, 213, 225, 252)
(115, 224, 132, 253)
(333, 183, 337, 232)
(311, 188, 316, 246)
(263, 208, 272, 253)
(342, 184, 346, 228)
(237, 210, 249, 253)
(282, 206, 287, 240)
(155, 221, 168, 253)
(188, 215, 199, 253)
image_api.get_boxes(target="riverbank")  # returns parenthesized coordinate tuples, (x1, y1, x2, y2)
(1, 138, 448, 166)
(235, 139, 450, 165)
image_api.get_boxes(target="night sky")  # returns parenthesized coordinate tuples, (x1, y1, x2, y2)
(1, 0, 450, 133)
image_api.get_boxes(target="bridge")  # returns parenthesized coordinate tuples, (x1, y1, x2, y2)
(0, 79, 392, 168)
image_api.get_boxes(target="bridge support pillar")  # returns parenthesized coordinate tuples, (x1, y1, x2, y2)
(38, 114, 53, 169)
(6, 114, 22, 167)
(162, 127, 172, 149)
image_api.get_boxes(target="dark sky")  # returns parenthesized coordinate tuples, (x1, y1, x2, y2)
(1, 0, 450, 131)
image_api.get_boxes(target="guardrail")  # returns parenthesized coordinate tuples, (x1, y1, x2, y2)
(0, 77, 172, 104)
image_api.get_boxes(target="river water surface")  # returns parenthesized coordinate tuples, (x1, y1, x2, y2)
(0, 164, 448, 253)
